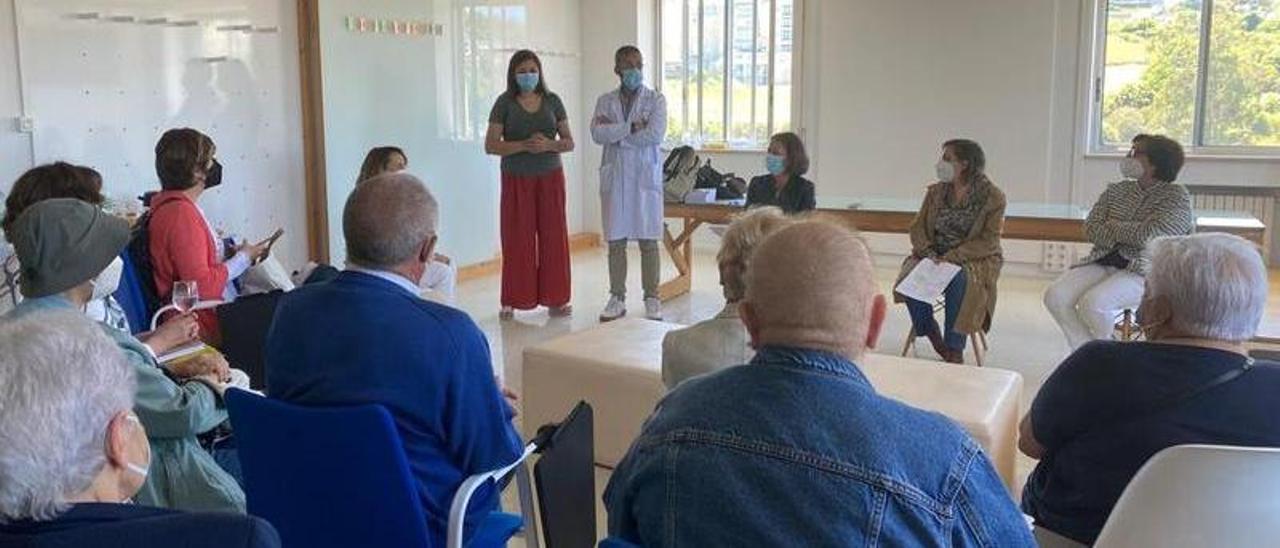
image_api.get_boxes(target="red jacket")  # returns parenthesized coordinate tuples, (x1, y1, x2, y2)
(148, 190, 226, 343)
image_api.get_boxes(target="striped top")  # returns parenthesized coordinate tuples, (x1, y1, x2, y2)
(1079, 179, 1194, 275)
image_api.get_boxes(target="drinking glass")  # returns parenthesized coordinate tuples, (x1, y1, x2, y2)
(172, 280, 199, 313)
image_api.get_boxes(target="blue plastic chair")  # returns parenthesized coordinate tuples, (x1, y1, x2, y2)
(114, 252, 150, 335)
(226, 389, 533, 548)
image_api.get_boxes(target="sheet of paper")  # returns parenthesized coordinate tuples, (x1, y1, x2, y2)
(894, 259, 962, 303)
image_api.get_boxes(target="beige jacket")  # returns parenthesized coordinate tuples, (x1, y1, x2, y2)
(661, 304, 753, 389)
(894, 176, 1006, 335)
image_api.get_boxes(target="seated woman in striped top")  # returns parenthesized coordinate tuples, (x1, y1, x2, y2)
(1043, 134, 1194, 350)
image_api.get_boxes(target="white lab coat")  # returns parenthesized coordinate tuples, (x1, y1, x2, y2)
(590, 86, 667, 241)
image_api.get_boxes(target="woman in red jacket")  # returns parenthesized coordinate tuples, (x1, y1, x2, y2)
(148, 128, 268, 344)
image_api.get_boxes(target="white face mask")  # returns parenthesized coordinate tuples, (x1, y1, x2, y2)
(935, 160, 956, 183)
(91, 257, 124, 301)
(1120, 157, 1144, 180)
(123, 414, 150, 480)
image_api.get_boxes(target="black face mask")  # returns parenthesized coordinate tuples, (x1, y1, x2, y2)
(204, 160, 223, 189)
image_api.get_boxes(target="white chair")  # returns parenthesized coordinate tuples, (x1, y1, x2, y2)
(1094, 444, 1280, 548)
(447, 444, 541, 548)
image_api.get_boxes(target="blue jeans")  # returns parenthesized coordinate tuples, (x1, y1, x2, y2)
(905, 267, 968, 351)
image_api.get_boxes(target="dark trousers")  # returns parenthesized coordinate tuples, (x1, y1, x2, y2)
(905, 268, 968, 351)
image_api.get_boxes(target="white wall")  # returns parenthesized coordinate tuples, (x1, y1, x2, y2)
(0, 0, 31, 190)
(0, 0, 309, 272)
(320, 0, 584, 267)
(578, 0, 640, 235)
(581, 0, 1280, 266)
(0, 0, 589, 271)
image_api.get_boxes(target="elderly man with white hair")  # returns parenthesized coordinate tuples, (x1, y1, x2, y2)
(0, 310, 279, 547)
(605, 221, 1034, 546)
(1021, 232, 1280, 545)
(266, 172, 522, 547)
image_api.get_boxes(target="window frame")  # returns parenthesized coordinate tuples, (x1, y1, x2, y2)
(1086, 0, 1280, 157)
(655, 0, 803, 152)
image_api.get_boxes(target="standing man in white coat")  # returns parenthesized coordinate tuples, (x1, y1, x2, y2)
(592, 46, 667, 322)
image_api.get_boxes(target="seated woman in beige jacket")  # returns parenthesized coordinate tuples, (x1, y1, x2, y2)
(895, 139, 1006, 364)
(661, 207, 797, 388)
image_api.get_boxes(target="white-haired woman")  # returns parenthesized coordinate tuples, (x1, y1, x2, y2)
(661, 206, 797, 388)
(0, 310, 279, 547)
(1019, 233, 1280, 545)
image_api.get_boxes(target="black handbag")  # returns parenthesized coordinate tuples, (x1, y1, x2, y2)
(694, 162, 724, 189)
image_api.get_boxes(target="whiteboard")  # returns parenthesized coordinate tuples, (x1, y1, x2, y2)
(14, 0, 309, 271)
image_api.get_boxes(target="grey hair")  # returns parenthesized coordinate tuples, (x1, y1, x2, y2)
(1146, 233, 1267, 342)
(717, 206, 796, 302)
(0, 310, 135, 522)
(343, 172, 438, 269)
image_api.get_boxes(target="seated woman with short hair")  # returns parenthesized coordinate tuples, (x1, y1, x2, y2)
(1021, 233, 1280, 545)
(745, 132, 815, 214)
(661, 206, 796, 388)
(1044, 134, 1194, 350)
(356, 146, 457, 304)
(148, 128, 273, 345)
(895, 139, 1005, 364)
(0, 310, 278, 547)
(1, 162, 197, 354)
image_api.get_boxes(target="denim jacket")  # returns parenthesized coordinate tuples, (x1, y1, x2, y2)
(605, 346, 1033, 547)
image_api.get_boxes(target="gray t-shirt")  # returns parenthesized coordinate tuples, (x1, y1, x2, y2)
(488, 92, 568, 176)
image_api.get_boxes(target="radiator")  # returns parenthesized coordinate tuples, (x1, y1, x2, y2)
(1188, 185, 1276, 262)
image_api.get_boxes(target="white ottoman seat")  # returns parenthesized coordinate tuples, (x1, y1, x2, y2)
(523, 318, 1022, 490)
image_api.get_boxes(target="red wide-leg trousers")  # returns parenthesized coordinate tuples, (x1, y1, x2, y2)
(500, 168, 571, 309)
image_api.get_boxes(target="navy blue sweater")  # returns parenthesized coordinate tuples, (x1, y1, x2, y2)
(266, 271, 521, 544)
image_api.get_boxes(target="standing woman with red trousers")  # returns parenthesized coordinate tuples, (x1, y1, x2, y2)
(486, 49, 575, 319)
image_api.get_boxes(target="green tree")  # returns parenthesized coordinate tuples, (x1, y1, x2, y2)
(1102, 7, 1202, 143)
(1102, 1, 1280, 146)
(1204, 2, 1280, 145)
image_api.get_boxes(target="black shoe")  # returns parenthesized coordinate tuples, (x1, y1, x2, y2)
(943, 349, 965, 364)
(924, 329, 949, 359)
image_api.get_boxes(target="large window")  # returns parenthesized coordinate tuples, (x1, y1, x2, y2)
(1093, 0, 1280, 153)
(454, 2, 528, 141)
(658, 0, 797, 149)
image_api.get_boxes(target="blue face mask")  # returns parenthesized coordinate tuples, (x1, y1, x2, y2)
(515, 72, 539, 92)
(765, 154, 786, 175)
(621, 68, 643, 91)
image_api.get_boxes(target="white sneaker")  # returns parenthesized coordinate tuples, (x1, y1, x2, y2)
(599, 295, 626, 322)
(644, 297, 662, 320)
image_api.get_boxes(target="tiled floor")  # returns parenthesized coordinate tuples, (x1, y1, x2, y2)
(455, 245, 1076, 543)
